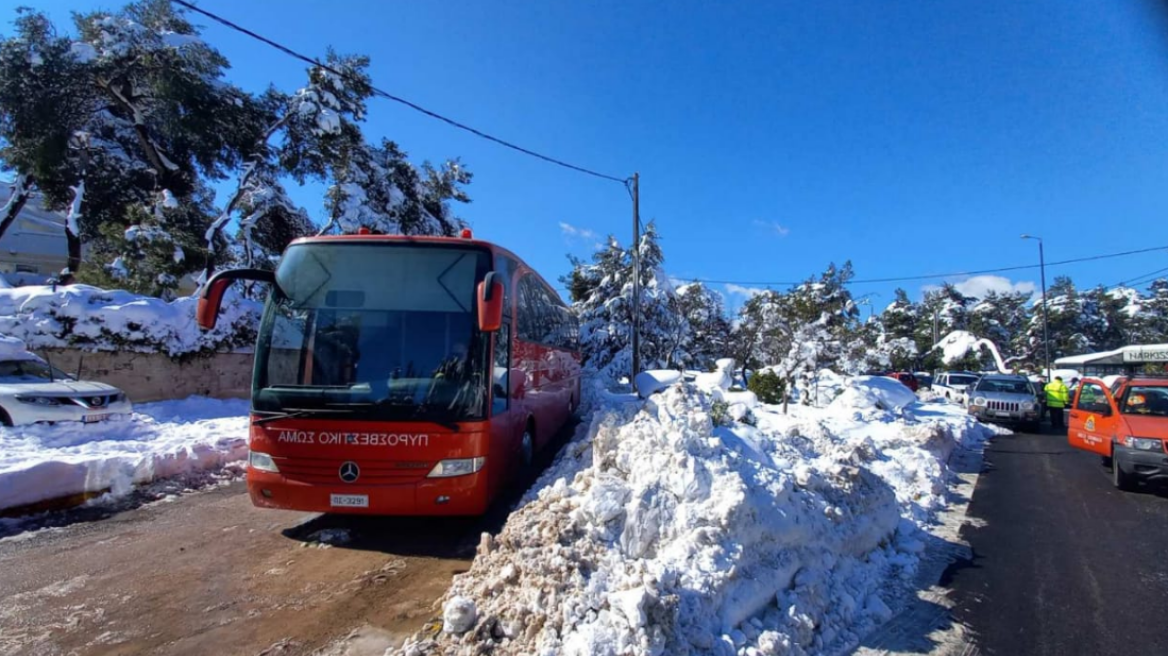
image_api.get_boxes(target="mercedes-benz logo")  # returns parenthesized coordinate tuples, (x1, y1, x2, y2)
(338, 461, 360, 483)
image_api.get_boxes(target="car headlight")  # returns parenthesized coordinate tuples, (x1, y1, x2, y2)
(427, 457, 486, 478)
(1021, 402, 1034, 411)
(248, 451, 280, 472)
(972, 397, 987, 407)
(1123, 436, 1163, 452)
(14, 395, 63, 406)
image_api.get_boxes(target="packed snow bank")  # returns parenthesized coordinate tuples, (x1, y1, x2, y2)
(634, 370, 683, 399)
(0, 335, 40, 362)
(399, 376, 997, 656)
(0, 285, 260, 357)
(0, 396, 249, 511)
(832, 376, 918, 414)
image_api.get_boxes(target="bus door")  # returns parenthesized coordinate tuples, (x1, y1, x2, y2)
(1068, 379, 1118, 456)
(490, 321, 525, 474)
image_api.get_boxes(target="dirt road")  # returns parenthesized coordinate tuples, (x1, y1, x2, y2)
(0, 481, 495, 656)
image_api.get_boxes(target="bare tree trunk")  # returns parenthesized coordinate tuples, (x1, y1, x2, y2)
(64, 139, 91, 277)
(0, 174, 33, 241)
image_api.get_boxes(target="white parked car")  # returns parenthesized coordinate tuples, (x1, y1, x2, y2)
(933, 371, 981, 406)
(0, 355, 132, 426)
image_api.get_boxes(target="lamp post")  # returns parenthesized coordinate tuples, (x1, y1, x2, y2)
(1021, 234, 1051, 378)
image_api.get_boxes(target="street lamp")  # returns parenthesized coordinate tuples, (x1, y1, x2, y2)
(1021, 234, 1051, 378)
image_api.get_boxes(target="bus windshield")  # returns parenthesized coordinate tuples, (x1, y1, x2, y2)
(254, 242, 491, 422)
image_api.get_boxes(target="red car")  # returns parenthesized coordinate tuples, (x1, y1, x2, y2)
(885, 372, 920, 393)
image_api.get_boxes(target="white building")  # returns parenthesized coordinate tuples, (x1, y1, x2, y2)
(0, 181, 69, 286)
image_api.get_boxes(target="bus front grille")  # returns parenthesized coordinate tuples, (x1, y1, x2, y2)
(275, 458, 431, 485)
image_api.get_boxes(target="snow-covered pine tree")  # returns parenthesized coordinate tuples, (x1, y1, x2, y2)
(0, 1, 271, 292)
(201, 52, 373, 277)
(881, 289, 921, 342)
(570, 222, 684, 383)
(1140, 279, 1168, 344)
(915, 284, 974, 350)
(968, 290, 1031, 367)
(673, 282, 732, 371)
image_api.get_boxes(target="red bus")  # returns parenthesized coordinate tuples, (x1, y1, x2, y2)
(197, 231, 582, 515)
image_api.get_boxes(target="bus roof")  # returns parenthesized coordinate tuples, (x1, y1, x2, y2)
(286, 233, 568, 306)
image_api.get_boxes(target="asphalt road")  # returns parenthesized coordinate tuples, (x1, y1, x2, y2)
(944, 425, 1168, 656)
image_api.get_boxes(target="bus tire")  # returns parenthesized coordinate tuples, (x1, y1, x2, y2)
(521, 421, 535, 469)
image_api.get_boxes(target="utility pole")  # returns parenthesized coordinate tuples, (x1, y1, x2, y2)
(631, 172, 641, 381)
(1022, 235, 1051, 378)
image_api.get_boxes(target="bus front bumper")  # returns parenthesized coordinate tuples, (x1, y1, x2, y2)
(246, 468, 492, 516)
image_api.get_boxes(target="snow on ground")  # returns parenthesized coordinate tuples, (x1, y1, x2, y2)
(397, 373, 1000, 656)
(0, 396, 249, 512)
(0, 285, 260, 356)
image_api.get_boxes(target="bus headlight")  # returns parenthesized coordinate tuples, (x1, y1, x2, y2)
(249, 451, 280, 473)
(427, 457, 486, 478)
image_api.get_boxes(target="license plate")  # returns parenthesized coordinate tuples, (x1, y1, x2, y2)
(330, 494, 369, 508)
(991, 411, 1012, 418)
(83, 413, 111, 423)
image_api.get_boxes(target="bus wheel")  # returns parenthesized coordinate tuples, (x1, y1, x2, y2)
(520, 426, 534, 468)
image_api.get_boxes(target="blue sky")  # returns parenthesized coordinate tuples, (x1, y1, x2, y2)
(24, 0, 1168, 310)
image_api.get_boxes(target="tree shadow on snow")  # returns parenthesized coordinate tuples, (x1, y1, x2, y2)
(281, 419, 581, 559)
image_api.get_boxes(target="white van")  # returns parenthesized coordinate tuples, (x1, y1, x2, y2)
(933, 371, 981, 405)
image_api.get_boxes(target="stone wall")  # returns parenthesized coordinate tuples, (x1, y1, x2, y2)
(43, 349, 253, 403)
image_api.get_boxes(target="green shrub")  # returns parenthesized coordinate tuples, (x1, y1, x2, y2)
(748, 369, 787, 405)
(710, 400, 731, 427)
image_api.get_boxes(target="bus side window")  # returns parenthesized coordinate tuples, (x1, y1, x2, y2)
(496, 255, 518, 312)
(492, 323, 510, 415)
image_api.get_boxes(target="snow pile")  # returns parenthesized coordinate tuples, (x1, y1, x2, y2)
(0, 336, 40, 362)
(634, 370, 683, 399)
(831, 376, 918, 415)
(398, 375, 996, 656)
(0, 396, 248, 512)
(0, 285, 260, 356)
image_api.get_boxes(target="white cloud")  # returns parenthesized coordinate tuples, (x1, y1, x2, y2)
(725, 283, 767, 298)
(752, 219, 790, 237)
(559, 221, 598, 241)
(924, 275, 1037, 299)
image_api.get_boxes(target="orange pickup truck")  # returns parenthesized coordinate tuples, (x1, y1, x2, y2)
(1067, 376, 1168, 490)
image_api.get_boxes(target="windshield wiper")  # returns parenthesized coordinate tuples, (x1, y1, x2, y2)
(251, 407, 359, 426)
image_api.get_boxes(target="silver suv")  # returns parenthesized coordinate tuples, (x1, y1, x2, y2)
(967, 374, 1042, 431)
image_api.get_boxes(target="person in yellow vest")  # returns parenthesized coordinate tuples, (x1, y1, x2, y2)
(1044, 376, 1070, 429)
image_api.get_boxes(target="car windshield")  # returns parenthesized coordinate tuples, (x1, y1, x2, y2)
(975, 378, 1032, 394)
(0, 359, 62, 383)
(949, 375, 979, 386)
(253, 242, 492, 421)
(1118, 386, 1168, 418)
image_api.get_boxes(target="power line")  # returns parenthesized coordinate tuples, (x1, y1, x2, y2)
(1109, 265, 1168, 289)
(169, 0, 629, 185)
(692, 244, 1168, 288)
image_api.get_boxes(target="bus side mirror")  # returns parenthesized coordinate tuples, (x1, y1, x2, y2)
(197, 268, 276, 330)
(477, 272, 504, 333)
